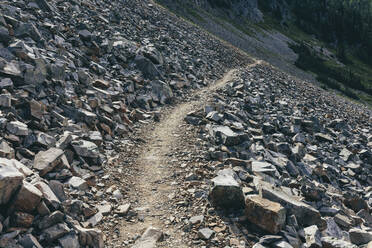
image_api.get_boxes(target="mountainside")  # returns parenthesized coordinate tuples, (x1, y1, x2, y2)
(158, 0, 372, 106)
(0, 0, 371, 247)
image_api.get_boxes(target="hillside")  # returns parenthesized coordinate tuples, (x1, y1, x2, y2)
(0, 0, 371, 248)
(157, 0, 372, 106)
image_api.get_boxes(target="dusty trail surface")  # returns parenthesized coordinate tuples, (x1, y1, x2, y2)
(121, 60, 262, 247)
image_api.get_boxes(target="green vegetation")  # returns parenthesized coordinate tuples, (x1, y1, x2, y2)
(258, 0, 372, 106)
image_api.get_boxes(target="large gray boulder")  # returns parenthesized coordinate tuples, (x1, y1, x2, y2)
(209, 168, 245, 209)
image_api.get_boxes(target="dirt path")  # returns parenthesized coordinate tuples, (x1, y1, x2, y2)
(121, 60, 262, 247)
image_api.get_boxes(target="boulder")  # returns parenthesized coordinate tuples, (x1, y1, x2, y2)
(245, 195, 286, 234)
(259, 184, 322, 227)
(209, 169, 245, 209)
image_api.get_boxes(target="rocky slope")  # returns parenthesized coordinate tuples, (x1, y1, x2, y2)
(0, 0, 249, 247)
(184, 64, 372, 247)
(0, 0, 371, 248)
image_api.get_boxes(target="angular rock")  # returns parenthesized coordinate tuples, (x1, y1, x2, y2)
(67, 176, 88, 191)
(12, 182, 42, 213)
(132, 226, 163, 248)
(39, 211, 64, 229)
(245, 195, 286, 234)
(44, 223, 70, 242)
(321, 236, 357, 248)
(11, 211, 34, 228)
(18, 234, 43, 248)
(304, 225, 322, 248)
(0, 160, 24, 205)
(209, 169, 245, 209)
(198, 228, 214, 240)
(349, 228, 372, 245)
(0, 140, 14, 159)
(33, 148, 64, 176)
(34, 181, 61, 209)
(115, 204, 130, 216)
(59, 234, 80, 248)
(259, 184, 322, 227)
(71, 140, 99, 158)
(6, 121, 29, 136)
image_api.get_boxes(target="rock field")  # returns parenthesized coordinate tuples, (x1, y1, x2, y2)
(0, 0, 371, 247)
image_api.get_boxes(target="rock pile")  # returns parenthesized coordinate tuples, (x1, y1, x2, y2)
(186, 64, 372, 247)
(0, 0, 250, 246)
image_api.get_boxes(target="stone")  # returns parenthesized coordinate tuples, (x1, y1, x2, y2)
(151, 80, 173, 104)
(12, 182, 42, 213)
(273, 241, 294, 248)
(132, 226, 163, 248)
(209, 169, 245, 209)
(67, 176, 88, 191)
(189, 215, 204, 225)
(314, 133, 333, 143)
(18, 234, 43, 248)
(304, 225, 322, 248)
(93, 79, 110, 89)
(198, 228, 215, 240)
(251, 161, 278, 177)
(11, 211, 34, 228)
(73, 225, 104, 248)
(245, 195, 286, 234)
(59, 234, 80, 248)
(321, 236, 357, 248)
(34, 181, 61, 209)
(44, 223, 70, 242)
(33, 148, 64, 176)
(135, 55, 162, 80)
(39, 211, 64, 229)
(0, 160, 24, 205)
(0, 94, 11, 107)
(97, 203, 111, 215)
(0, 78, 13, 89)
(0, 140, 14, 159)
(87, 212, 103, 227)
(259, 184, 321, 227)
(116, 203, 131, 216)
(6, 121, 29, 136)
(349, 228, 372, 245)
(209, 125, 247, 146)
(71, 140, 99, 158)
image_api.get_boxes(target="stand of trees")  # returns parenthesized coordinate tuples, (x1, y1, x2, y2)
(261, 0, 372, 64)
